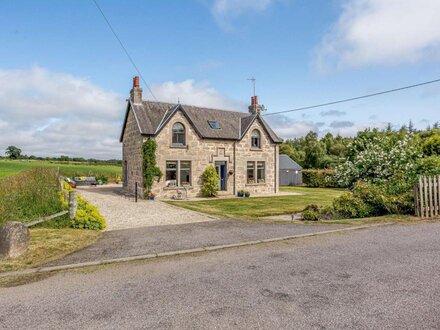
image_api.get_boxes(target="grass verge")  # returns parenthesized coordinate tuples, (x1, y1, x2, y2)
(166, 187, 344, 218)
(0, 228, 100, 273)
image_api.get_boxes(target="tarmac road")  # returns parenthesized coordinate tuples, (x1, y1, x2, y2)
(1, 222, 440, 329)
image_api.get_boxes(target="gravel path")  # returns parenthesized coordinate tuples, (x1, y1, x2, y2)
(77, 185, 214, 231)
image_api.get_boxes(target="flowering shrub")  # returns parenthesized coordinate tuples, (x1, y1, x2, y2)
(334, 132, 421, 188)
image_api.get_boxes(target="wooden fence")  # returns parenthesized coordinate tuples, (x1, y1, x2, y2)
(415, 176, 440, 218)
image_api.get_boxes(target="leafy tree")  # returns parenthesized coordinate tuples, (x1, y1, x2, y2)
(5, 146, 21, 159)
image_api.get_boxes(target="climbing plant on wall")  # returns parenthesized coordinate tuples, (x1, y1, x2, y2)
(142, 139, 162, 195)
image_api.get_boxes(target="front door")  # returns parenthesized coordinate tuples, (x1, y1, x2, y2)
(215, 161, 227, 191)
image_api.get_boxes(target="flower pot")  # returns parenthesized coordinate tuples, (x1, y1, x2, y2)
(245, 192, 250, 198)
(237, 192, 244, 197)
(148, 196, 155, 200)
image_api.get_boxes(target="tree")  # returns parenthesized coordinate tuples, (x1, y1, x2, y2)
(5, 146, 21, 159)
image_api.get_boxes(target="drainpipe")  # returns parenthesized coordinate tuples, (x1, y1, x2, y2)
(274, 145, 277, 193)
(233, 141, 236, 196)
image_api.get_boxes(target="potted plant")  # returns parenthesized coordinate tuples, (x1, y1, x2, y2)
(244, 191, 250, 198)
(148, 191, 156, 200)
(237, 190, 244, 197)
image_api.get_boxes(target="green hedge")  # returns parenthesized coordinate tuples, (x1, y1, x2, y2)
(302, 169, 339, 187)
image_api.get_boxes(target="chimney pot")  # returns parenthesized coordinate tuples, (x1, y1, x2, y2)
(133, 76, 140, 88)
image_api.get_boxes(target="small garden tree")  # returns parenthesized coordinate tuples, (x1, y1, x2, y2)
(201, 165, 220, 197)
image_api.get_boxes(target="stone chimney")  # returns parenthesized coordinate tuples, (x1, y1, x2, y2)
(130, 76, 143, 104)
(248, 95, 263, 114)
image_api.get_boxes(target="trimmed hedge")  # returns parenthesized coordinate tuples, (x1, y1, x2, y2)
(302, 169, 339, 188)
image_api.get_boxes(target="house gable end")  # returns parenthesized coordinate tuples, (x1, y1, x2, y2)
(120, 101, 142, 142)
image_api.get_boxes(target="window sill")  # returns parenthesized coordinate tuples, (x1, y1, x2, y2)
(250, 147, 262, 151)
(245, 183, 266, 186)
(164, 186, 193, 190)
(170, 144, 188, 149)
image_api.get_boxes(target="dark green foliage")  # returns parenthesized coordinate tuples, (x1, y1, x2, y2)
(417, 156, 440, 176)
(332, 192, 372, 219)
(201, 166, 220, 197)
(142, 139, 162, 194)
(5, 146, 22, 159)
(329, 181, 414, 219)
(0, 168, 64, 225)
(96, 174, 108, 184)
(422, 134, 440, 156)
(303, 209, 319, 221)
(302, 169, 338, 187)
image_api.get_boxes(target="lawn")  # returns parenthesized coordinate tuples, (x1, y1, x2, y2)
(0, 159, 122, 181)
(0, 228, 100, 273)
(166, 186, 345, 218)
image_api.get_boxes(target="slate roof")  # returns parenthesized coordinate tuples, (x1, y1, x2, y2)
(120, 101, 283, 143)
(279, 154, 303, 170)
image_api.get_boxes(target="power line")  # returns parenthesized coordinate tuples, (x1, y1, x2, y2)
(263, 78, 440, 117)
(92, 0, 157, 101)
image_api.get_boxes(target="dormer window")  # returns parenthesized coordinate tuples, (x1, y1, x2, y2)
(172, 122, 185, 146)
(251, 129, 261, 148)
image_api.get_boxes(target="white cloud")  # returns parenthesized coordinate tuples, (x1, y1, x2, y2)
(265, 115, 324, 139)
(211, 0, 275, 30)
(0, 66, 125, 159)
(315, 0, 440, 70)
(151, 79, 244, 110)
(320, 110, 346, 117)
(0, 67, 243, 159)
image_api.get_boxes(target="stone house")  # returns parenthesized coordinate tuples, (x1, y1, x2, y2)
(120, 76, 283, 199)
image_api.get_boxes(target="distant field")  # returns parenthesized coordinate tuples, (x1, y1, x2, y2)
(0, 160, 122, 181)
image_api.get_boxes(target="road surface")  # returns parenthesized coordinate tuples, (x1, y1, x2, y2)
(1, 222, 440, 329)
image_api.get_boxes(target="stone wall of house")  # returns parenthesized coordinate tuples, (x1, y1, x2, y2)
(150, 109, 279, 199)
(122, 109, 144, 197)
(235, 120, 279, 195)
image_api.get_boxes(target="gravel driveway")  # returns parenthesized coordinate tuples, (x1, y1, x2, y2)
(77, 184, 214, 231)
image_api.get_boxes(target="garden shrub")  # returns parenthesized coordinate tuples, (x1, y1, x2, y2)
(71, 195, 106, 230)
(332, 192, 372, 218)
(303, 209, 319, 221)
(417, 156, 440, 176)
(59, 180, 106, 230)
(302, 169, 338, 188)
(201, 165, 220, 197)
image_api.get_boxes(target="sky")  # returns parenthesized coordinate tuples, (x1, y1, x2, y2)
(1, 0, 440, 159)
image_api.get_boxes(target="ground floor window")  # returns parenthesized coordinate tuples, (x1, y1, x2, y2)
(247, 161, 265, 184)
(247, 161, 255, 184)
(257, 161, 265, 183)
(166, 160, 191, 187)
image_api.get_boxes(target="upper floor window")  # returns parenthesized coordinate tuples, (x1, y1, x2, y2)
(251, 129, 261, 148)
(172, 122, 185, 146)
